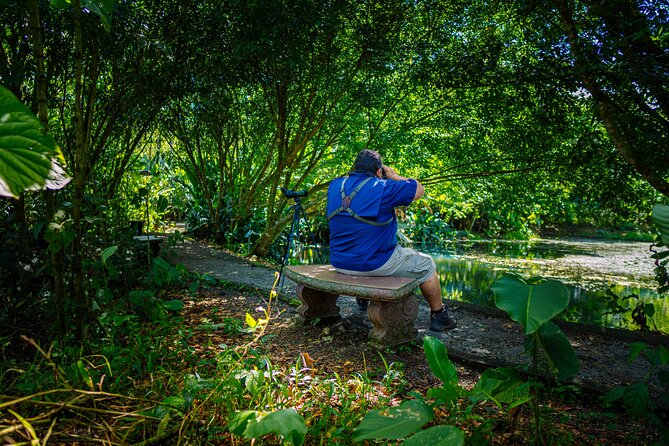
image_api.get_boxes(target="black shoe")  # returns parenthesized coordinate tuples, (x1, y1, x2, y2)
(356, 298, 368, 311)
(430, 309, 457, 331)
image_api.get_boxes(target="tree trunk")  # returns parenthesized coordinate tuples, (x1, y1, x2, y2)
(71, 0, 88, 340)
(552, 0, 669, 198)
(29, 0, 66, 338)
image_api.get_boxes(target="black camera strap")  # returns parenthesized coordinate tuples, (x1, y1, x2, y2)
(327, 176, 393, 226)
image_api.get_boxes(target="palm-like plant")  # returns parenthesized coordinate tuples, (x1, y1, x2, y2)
(492, 273, 579, 440)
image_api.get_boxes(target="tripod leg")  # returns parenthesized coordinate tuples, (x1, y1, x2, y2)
(279, 204, 301, 288)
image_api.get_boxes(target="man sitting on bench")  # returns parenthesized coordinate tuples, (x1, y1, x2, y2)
(326, 149, 457, 332)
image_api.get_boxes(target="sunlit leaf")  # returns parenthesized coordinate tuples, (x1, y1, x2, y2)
(402, 425, 465, 446)
(245, 312, 257, 328)
(245, 409, 306, 446)
(101, 245, 117, 268)
(423, 336, 458, 384)
(352, 399, 433, 441)
(77, 360, 94, 390)
(492, 273, 569, 335)
(229, 409, 306, 446)
(7, 409, 38, 440)
(0, 86, 70, 198)
(228, 410, 257, 436)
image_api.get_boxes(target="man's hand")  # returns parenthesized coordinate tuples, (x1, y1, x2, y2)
(382, 165, 401, 180)
(381, 165, 425, 201)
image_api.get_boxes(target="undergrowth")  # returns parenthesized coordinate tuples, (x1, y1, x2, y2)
(1, 267, 666, 445)
(0, 271, 402, 445)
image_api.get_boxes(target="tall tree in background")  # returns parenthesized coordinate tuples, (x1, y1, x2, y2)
(550, 0, 669, 197)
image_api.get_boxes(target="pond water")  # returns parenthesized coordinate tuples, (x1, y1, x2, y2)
(295, 238, 669, 335)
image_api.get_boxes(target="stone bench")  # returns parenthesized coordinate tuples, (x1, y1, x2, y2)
(133, 235, 163, 257)
(284, 265, 420, 349)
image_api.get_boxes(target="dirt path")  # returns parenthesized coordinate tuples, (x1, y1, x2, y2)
(166, 237, 668, 399)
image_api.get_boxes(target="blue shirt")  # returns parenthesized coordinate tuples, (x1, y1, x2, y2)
(327, 173, 417, 271)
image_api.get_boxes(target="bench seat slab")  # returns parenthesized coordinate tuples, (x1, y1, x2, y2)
(285, 265, 418, 302)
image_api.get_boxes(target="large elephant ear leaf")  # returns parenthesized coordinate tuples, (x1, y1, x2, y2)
(537, 321, 580, 380)
(0, 87, 70, 198)
(652, 204, 669, 246)
(492, 273, 569, 335)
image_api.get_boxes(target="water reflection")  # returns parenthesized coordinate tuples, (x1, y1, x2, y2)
(295, 241, 668, 334)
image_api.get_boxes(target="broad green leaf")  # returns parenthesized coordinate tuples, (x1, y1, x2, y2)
(423, 336, 458, 385)
(470, 367, 530, 406)
(622, 382, 650, 416)
(492, 273, 569, 335)
(228, 410, 257, 436)
(352, 399, 433, 441)
(536, 321, 579, 380)
(427, 385, 463, 405)
(402, 425, 465, 446)
(652, 204, 669, 246)
(603, 386, 626, 406)
(0, 86, 70, 198)
(101, 245, 117, 268)
(244, 409, 306, 446)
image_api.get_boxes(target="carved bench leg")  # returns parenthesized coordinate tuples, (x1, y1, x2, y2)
(367, 294, 418, 349)
(296, 284, 341, 324)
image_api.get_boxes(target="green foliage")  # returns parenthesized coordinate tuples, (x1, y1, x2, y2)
(470, 368, 532, 409)
(50, 0, 114, 31)
(0, 86, 69, 198)
(401, 425, 465, 446)
(404, 208, 459, 246)
(229, 409, 307, 446)
(492, 273, 579, 380)
(423, 336, 458, 386)
(605, 342, 669, 414)
(651, 204, 669, 294)
(492, 273, 580, 440)
(352, 399, 434, 442)
(492, 274, 570, 336)
(652, 204, 669, 247)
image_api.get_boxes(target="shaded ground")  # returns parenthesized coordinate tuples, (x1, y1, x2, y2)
(166, 236, 668, 443)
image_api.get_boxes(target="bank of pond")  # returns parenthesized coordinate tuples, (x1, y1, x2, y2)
(296, 238, 669, 335)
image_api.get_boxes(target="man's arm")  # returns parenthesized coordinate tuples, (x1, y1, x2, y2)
(382, 165, 425, 201)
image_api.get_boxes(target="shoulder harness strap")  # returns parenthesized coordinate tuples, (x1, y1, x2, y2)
(327, 176, 393, 226)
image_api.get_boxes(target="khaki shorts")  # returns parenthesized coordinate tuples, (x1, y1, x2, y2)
(335, 245, 435, 284)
